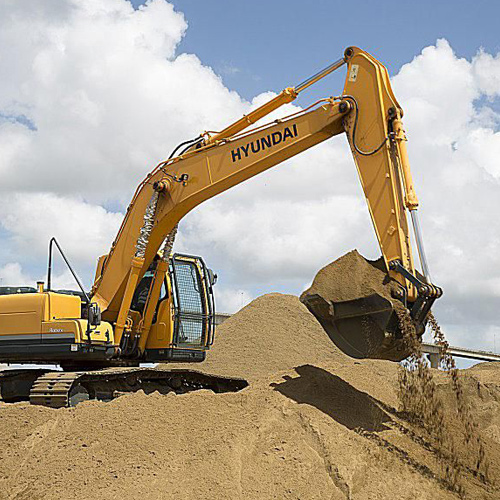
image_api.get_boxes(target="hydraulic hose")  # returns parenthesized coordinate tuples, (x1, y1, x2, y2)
(168, 135, 203, 159)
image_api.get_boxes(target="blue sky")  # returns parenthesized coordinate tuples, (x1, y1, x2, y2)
(132, 0, 500, 104)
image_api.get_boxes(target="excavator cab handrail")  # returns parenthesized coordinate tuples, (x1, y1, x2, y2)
(46, 237, 90, 303)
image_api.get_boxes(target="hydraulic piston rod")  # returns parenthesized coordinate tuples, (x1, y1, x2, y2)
(205, 56, 347, 146)
(295, 57, 346, 93)
(410, 209, 431, 282)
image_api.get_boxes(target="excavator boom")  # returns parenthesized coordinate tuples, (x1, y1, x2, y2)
(92, 100, 347, 319)
(90, 47, 441, 360)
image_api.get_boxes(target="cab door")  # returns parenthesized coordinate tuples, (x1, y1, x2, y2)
(169, 254, 215, 349)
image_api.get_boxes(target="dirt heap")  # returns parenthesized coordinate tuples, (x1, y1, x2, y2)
(299, 251, 492, 494)
(196, 293, 348, 381)
(0, 292, 499, 499)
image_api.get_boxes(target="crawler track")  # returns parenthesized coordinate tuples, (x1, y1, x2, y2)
(1, 368, 248, 408)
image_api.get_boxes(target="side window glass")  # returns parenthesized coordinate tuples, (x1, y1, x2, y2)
(159, 280, 167, 301)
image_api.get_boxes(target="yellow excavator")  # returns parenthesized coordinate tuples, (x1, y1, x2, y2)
(0, 47, 441, 407)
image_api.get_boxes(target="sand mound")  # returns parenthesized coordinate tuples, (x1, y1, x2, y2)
(195, 293, 348, 381)
(0, 293, 499, 499)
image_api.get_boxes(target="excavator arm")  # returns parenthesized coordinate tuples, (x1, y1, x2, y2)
(91, 47, 442, 359)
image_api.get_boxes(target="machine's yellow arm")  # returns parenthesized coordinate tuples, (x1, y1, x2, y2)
(90, 47, 436, 345)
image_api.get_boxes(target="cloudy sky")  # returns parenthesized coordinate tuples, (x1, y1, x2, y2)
(1, 0, 499, 361)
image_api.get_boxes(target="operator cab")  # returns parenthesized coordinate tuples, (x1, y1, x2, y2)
(169, 254, 216, 348)
(130, 253, 217, 363)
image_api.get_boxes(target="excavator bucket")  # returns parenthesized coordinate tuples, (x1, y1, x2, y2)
(301, 293, 412, 362)
(298, 251, 426, 362)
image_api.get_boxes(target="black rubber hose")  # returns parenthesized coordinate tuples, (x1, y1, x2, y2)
(342, 95, 388, 156)
(177, 137, 204, 156)
(168, 135, 203, 159)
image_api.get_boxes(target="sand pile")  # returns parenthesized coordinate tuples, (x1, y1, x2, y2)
(0, 292, 499, 499)
(300, 251, 493, 494)
(194, 293, 348, 381)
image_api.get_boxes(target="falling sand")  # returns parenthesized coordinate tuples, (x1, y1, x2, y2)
(398, 311, 490, 497)
(300, 250, 493, 496)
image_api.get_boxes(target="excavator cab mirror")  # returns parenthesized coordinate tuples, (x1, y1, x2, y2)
(207, 269, 217, 286)
(87, 302, 102, 327)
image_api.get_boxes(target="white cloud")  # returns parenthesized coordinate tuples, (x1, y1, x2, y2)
(0, 193, 122, 285)
(472, 49, 500, 99)
(0, 263, 33, 287)
(213, 287, 252, 315)
(388, 39, 500, 345)
(0, 3, 499, 350)
(393, 40, 478, 143)
(0, 262, 83, 291)
(0, 0, 245, 203)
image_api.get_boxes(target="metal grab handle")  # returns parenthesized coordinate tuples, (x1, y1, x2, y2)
(47, 237, 90, 303)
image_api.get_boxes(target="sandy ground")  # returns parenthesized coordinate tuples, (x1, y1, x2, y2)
(0, 294, 499, 499)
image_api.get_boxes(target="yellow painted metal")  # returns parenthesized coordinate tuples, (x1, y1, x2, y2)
(391, 113, 419, 210)
(94, 254, 108, 283)
(93, 101, 347, 319)
(136, 259, 169, 354)
(147, 297, 174, 348)
(205, 57, 346, 146)
(342, 47, 416, 296)
(0, 293, 47, 335)
(0, 292, 113, 345)
(146, 265, 175, 349)
(41, 319, 114, 344)
(0, 46, 429, 366)
(113, 255, 145, 346)
(143, 254, 212, 351)
(46, 293, 81, 320)
(90, 46, 422, 324)
(79, 319, 113, 344)
(40, 319, 79, 342)
(0, 292, 82, 338)
(205, 87, 298, 145)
